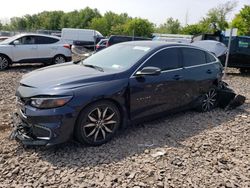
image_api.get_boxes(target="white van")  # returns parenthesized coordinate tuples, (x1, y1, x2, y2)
(61, 28, 104, 49)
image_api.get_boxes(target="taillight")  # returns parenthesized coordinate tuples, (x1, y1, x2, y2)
(96, 45, 100, 49)
(106, 42, 110, 47)
(63, 44, 71, 49)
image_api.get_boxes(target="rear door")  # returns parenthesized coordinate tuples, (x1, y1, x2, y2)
(35, 36, 60, 59)
(11, 35, 38, 62)
(180, 47, 218, 101)
(129, 47, 186, 120)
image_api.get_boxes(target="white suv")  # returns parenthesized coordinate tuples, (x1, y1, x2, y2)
(0, 33, 72, 70)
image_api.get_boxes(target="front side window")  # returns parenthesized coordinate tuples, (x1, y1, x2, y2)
(142, 48, 180, 71)
(181, 48, 206, 67)
(18, 36, 36, 45)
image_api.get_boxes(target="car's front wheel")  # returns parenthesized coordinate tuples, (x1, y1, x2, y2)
(0, 55, 10, 70)
(197, 88, 218, 112)
(53, 55, 66, 64)
(75, 101, 121, 146)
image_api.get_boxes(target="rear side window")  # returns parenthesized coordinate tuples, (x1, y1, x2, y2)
(112, 37, 131, 44)
(35, 36, 59, 44)
(143, 48, 180, 71)
(206, 53, 216, 63)
(182, 48, 206, 67)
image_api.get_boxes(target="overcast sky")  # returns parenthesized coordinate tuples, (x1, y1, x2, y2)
(1, 0, 249, 25)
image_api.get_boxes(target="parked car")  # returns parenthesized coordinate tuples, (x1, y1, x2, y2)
(61, 28, 104, 50)
(196, 32, 250, 73)
(11, 41, 223, 146)
(95, 39, 108, 52)
(106, 35, 151, 47)
(0, 33, 72, 70)
(0, 36, 9, 42)
(191, 40, 227, 63)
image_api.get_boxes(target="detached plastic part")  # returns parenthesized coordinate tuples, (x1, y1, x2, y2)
(225, 95, 246, 111)
(10, 113, 50, 146)
(217, 81, 246, 110)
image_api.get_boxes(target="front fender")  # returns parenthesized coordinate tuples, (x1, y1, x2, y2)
(69, 78, 129, 124)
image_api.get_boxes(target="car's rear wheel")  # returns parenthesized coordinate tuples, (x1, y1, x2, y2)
(197, 88, 218, 112)
(0, 55, 10, 70)
(53, 55, 66, 64)
(75, 101, 121, 146)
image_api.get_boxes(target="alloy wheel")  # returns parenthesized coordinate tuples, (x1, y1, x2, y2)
(202, 89, 217, 112)
(83, 106, 118, 142)
(54, 56, 65, 64)
(0, 56, 9, 70)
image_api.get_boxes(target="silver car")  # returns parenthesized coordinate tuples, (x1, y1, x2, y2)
(0, 33, 72, 70)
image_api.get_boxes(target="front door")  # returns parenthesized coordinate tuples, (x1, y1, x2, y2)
(11, 35, 38, 62)
(129, 47, 186, 121)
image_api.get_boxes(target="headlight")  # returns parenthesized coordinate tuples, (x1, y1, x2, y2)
(30, 96, 72, 109)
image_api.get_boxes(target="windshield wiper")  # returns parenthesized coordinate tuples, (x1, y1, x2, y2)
(83, 64, 104, 72)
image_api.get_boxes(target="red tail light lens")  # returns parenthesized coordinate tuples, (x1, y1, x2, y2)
(63, 44, 71, 49)
(106, 42, 110, 47)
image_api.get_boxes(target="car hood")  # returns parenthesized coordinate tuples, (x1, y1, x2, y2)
(20, 62, 117, 90)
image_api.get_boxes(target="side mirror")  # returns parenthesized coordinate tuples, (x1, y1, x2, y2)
(135, 66, 161, 76)
(13, 40, 20, 45)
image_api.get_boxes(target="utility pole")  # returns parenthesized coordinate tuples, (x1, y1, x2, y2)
(185, 10, 189, 26)
(223, 28, 233, 78)
(223, 28, 237, 79)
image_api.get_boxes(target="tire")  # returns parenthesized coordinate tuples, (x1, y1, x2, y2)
(53, 55, 66, 64)
(0, 55, 10, 70)
(196, 88, 218, 112)
(75, 101, 121, 146)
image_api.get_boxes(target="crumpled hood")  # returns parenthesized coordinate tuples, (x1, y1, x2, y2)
(20, 62, 116, 89)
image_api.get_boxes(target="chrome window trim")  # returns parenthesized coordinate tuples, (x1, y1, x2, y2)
(130, 45, 218, 78)
(161, 67, 183, 73)
(184, 61, 219, 69)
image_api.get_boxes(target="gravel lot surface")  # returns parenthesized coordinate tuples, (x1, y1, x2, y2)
(0, 64, 249, 188)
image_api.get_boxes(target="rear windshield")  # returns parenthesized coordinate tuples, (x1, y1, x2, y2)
(82, 43, 152, 71)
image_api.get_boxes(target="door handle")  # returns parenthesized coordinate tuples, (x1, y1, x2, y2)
(173, 75, 183, 80)
(206, 69, 212, 74)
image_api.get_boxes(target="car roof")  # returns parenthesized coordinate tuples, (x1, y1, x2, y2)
(13, 33, 60, 40)
(99, 39, 108, 42)
(119, 40, 191, 49)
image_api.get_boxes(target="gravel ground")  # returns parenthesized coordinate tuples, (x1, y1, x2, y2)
(0, 65, 249, 188)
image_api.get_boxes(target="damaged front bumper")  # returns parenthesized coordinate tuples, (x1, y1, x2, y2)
(10, 112, 53, 146)
(9, 100, 77, 146)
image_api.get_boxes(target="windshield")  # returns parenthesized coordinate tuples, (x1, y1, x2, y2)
(82, 43, 151, 71)
(0, 34, 22, 44)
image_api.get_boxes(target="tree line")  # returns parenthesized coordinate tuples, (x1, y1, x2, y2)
(0, 2, 249, 37)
